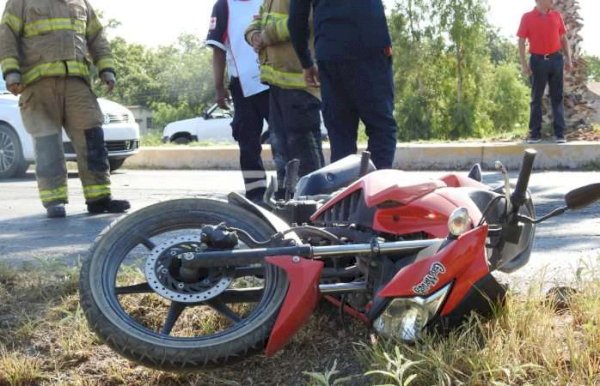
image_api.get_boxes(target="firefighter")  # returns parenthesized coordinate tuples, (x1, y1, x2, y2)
(245, 0, 324, 199)
(0, 0, 130, 218)
(288, 0, 398, 169)
(207, 0, 271, 203)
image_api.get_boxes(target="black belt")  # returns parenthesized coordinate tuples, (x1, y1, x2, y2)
(531, 51, 561, 60)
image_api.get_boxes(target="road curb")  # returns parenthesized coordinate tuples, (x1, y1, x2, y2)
(124, 142, 600, 171)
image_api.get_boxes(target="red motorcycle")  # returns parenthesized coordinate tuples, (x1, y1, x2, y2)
(79, 150, 600, 371)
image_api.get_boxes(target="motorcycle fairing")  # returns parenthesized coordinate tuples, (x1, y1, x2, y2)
(264, 256, 324, 357)
(311, 170, 446, 222)
(377, 225, 489, 316)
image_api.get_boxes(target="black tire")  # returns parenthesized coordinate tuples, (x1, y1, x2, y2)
(173, 136, 191, 145)
(109, 158, 125, 172)
(0, 123, 29, 179)
(79, 198, 289, 371)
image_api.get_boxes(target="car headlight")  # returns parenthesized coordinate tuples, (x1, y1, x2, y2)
(373, 283, 451, 341)
(448, 207, 471, 237)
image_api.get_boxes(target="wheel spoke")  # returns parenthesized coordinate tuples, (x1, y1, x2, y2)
(115, 282, 153, 295)
(218, 287, 264, 303)
(161, 302, 187, 335)
(206, 299, 242, 323)
(133, 232, 156, 250)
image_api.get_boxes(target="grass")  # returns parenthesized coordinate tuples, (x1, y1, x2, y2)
(1, 258, 599, 385)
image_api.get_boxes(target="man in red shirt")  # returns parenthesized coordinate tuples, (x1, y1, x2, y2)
(518, 0, 572, 143)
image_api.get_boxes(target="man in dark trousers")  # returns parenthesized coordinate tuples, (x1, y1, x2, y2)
(518, 0, 572, 144)
(207, 0, 270, 202)
(288, 0, 398, 169)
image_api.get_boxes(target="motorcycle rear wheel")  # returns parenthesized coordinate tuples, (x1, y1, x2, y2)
(79, 198, 288, 371)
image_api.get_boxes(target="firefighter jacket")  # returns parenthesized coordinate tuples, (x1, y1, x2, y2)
(0, 0, 115, 86)
(244, 0, 319, 99)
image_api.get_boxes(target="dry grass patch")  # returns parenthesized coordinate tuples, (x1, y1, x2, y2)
(1, 258, 599, 385)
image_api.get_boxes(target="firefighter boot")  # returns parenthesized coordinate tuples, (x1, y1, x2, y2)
(87, 197, 131, 214)
(46, 204, 66, 218)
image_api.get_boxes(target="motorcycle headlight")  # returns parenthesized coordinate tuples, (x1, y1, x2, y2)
(448, 207, 471, 237)
(373, 283, 451, 341)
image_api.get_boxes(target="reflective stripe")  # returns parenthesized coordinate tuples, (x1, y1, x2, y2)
(39, 186, 68, 203)
(1, 12, 23, 34)
(86, 15, 103, 37)
(245, 180, 267, 192)
(242, 170, 268, 179)
(22, 60, 90, 85)
(23, 18, 86, 38)
(0, 57, 20, 73)
(260, 64, 306, 89)
(95, 57, 115, 72)
(83, 184, 111, 199)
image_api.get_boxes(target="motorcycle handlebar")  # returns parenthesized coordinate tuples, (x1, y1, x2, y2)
(510, 149, 537, 210)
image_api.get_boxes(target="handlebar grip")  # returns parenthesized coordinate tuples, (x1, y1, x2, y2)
(511, 149, 537, 209)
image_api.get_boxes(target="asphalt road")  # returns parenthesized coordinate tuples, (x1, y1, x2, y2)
(1, 169, 599, 288)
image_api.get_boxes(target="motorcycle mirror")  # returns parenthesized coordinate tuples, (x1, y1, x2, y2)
(565, 183, 600, 210)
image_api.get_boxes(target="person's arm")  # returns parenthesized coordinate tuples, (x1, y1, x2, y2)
(288, 0, 313, 69)
(518, 38, 531, 76)
(288, 0, 319, 86)
(561, 34, 572, 71)
(206, 0, 230, 108)
(516, 15, 531, 77)
(245, 6, 265, 52)
(212, 47, 229, 108)
(0, 0, 24, 95)
(557, 13, 572, 71)
(85, 0, 116, 92)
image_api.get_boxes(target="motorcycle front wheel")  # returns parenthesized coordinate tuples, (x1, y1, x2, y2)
(79, 198, 288, 371)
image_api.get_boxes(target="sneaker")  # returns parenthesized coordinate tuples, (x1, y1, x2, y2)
(87, 198, 131, 214)
(46, 204, 66, 218)
(555, 136, 567, 144)
(526, 136, 542, 144)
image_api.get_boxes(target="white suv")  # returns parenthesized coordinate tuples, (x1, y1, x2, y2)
(0, 79, 140, 179)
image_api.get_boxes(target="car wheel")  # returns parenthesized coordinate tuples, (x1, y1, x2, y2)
(109, 158, 126, 172)
(173, 136, 191, 145)
(0, 123, 29, 179)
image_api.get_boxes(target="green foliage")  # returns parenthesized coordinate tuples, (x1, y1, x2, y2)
(390, 0, 528, 140)
(93, 34, 214, 131)
(586, 55, 600, 82)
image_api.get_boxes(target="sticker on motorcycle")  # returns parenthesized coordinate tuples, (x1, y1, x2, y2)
(413, 262, 446, 295)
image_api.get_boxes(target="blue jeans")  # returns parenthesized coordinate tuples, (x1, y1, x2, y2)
(529, 53, 566, 138)
(318, 53, 398, 169)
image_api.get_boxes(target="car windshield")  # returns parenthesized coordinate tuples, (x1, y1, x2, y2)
(0, 79, 7, 93)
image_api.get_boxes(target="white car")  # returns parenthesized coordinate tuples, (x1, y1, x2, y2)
(0, 79, 140, 179)
(162, 104, 328, 145)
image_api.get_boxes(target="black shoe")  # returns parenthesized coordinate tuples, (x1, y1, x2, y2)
(46, 204, 66, 218)
(555, 136, 567, 144)
(526, 136, 541, 144)
(87, 198, 131, 214)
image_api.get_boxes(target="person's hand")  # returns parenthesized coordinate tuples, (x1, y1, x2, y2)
(303, 65, 320, 87)
(5, 73, 23, 95)
(250, 32, 264, 53)
(565, 58, 573, 72)
(101, 71, 116, 93)
(521, 63, 532, 77)
(216, 87, 231, 109)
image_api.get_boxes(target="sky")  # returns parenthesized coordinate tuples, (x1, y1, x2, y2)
(0, 0, 598, 56)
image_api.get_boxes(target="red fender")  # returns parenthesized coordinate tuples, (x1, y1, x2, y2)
(377, 226, 489, 316)
(264, 256, 324, 357)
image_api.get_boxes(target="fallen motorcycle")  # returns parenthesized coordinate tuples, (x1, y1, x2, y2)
(79, 150, 600, 371)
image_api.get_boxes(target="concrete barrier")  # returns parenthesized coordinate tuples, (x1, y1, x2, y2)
(124, 141, 600, 171)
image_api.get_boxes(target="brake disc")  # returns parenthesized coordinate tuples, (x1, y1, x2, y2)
(144, 235, 235, 303)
